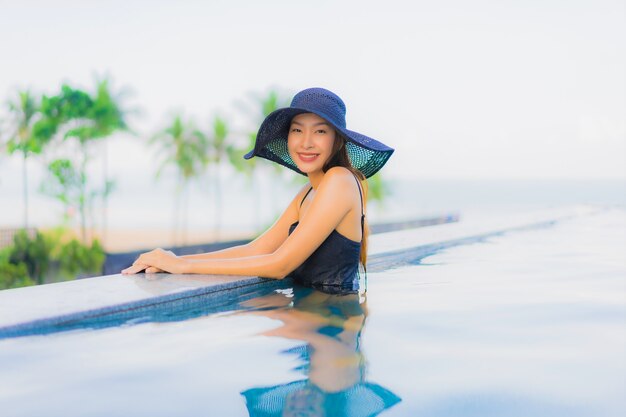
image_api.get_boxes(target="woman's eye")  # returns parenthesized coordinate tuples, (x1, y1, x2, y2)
(317, 130, 326, 134)
(290, 128, 301, 132)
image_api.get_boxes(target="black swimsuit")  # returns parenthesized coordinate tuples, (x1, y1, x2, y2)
(287, 173, 365, 294)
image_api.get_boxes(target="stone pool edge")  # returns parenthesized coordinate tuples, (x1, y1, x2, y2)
(0, 205, 604, 334)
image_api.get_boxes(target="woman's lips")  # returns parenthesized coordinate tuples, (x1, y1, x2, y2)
(298, 153, 319, 162)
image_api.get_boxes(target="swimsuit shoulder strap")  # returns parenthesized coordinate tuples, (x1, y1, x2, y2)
(351, 172, 365, 238)
(352, 172, 367, 276)
(351, 173, 365, 219)
(299, 186, 313, 208)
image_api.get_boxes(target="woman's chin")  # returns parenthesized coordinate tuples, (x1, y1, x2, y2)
(297, 165, 323, 175)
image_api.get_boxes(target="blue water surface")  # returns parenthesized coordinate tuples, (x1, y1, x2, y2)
(0, 207, 624, 417)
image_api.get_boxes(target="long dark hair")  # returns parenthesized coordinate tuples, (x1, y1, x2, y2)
(322, 130, 369, 269)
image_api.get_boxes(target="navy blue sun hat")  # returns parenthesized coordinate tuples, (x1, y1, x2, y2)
(243, 87, 394, 179)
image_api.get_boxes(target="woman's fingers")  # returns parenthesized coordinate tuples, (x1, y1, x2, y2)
(123, 248, 175, 275)
(122, 263, 148, 275)
(132, 249, 168, 267)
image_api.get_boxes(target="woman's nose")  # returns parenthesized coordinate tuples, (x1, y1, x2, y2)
(303, 131, 314, 148)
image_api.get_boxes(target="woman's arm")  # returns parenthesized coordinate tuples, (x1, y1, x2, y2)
(123, 184, 308, 274)
(179, 244, 253, 261)
(187, 168, 356, 277)
(123, 168, 357, 278)
(178, 184, 309, 261)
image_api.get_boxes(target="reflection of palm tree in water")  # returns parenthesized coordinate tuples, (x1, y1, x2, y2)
(238, 285, 401, 417)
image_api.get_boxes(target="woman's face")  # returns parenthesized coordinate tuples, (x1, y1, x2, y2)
(287, 113, 336, 175)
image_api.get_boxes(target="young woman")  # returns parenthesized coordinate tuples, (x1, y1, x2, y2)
(122, 87, 394, 293)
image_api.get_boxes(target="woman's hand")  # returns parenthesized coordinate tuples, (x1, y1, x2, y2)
(121, 248, 187, 275)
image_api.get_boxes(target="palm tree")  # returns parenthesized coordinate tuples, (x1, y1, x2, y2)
(231, 89, 290, 232)
(197, 115, 231, 241)
(89, 78, 129, 246)
(0, 83, 128, 285)
(53, 85, 101, 243)
(226, 130, 261, 232)
(4, 90, 47, 229)
(36, 83, 127, 244)
(151, 115, 208, 246)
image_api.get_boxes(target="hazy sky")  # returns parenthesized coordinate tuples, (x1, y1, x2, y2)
(0, 0, 625, 181)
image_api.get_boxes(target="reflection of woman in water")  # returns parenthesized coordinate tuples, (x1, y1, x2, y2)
(239, 285, 401, 417)
(122, 88, 394, 295)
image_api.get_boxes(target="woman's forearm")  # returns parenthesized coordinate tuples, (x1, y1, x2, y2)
(181, 242, 259, 260)
(183, 252, 290, 279)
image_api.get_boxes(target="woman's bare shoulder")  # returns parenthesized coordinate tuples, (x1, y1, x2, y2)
(321, 167, 358, 191)
(324, 167, 354, 181)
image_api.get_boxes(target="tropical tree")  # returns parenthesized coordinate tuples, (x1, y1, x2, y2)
(197, 115, 233, 240)
(90, 79, 130, 245)
(151, 114, 208, 246)
(231, 89, 291, 232)
(226, 129, 260, 231)
(49, 85, 100, 243)
(39, 82, 127, 243)
(3, 91, 50, 229)
(41, 158, 86, 225)
(366, 171, 391, 209)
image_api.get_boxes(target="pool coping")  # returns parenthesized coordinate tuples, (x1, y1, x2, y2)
(0, 205, 602, 336)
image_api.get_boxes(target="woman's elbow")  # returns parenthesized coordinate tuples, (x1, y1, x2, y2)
(260, 270, 288, 280)
(264, 254, 295, 280)
(266, 272, 289, 280)
(266, 265, 291, 280)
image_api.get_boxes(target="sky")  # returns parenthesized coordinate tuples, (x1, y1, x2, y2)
(0, 0, 624, 183)
(0, 0, 625, 234)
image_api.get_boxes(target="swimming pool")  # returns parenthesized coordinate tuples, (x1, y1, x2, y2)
(0, 207, 624, 416)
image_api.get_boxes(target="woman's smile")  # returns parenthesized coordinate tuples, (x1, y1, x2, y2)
(297, 152, 320, 163)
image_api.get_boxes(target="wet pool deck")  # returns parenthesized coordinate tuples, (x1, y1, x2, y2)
(0, 205, 600, 333)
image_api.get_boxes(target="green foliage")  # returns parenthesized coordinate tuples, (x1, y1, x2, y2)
(41, 158, 113, 226)
(151, 114, 209, 244)
(151, 115, 208, 180)
(57, 238, 105, 279)
(42, 158, 83, 208)
(227, 131, 256, 177)
(4, 90, 49, 155)
(209, 115, 229, 161)
(34, 80, 128, 241)
(0, 228, 106, 289)
(2, 90, 51, 229)
(367, 172, 389, 203)
(199, 115, 233, 167)
(229, 90, 290, 179)
(261, 91, 279, 116)
(91, 79, 128, 136)
(48, 82, 127, 143)
(7, 230, 51, 285)
(0, 247, 35, 290)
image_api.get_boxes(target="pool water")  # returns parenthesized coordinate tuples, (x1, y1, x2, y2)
(0, 207, 624, 417)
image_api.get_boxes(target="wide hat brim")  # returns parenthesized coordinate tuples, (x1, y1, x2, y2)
(244, 107, 394, 179)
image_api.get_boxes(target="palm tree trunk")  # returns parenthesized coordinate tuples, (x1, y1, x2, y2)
(215, 164, 221, 241)
(80, 144, 87, 244)
(102, 139, 108, 246)
(182, 182, 189, 246)
(172, 178, 181, 247)
(22, 150, 28, 230)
